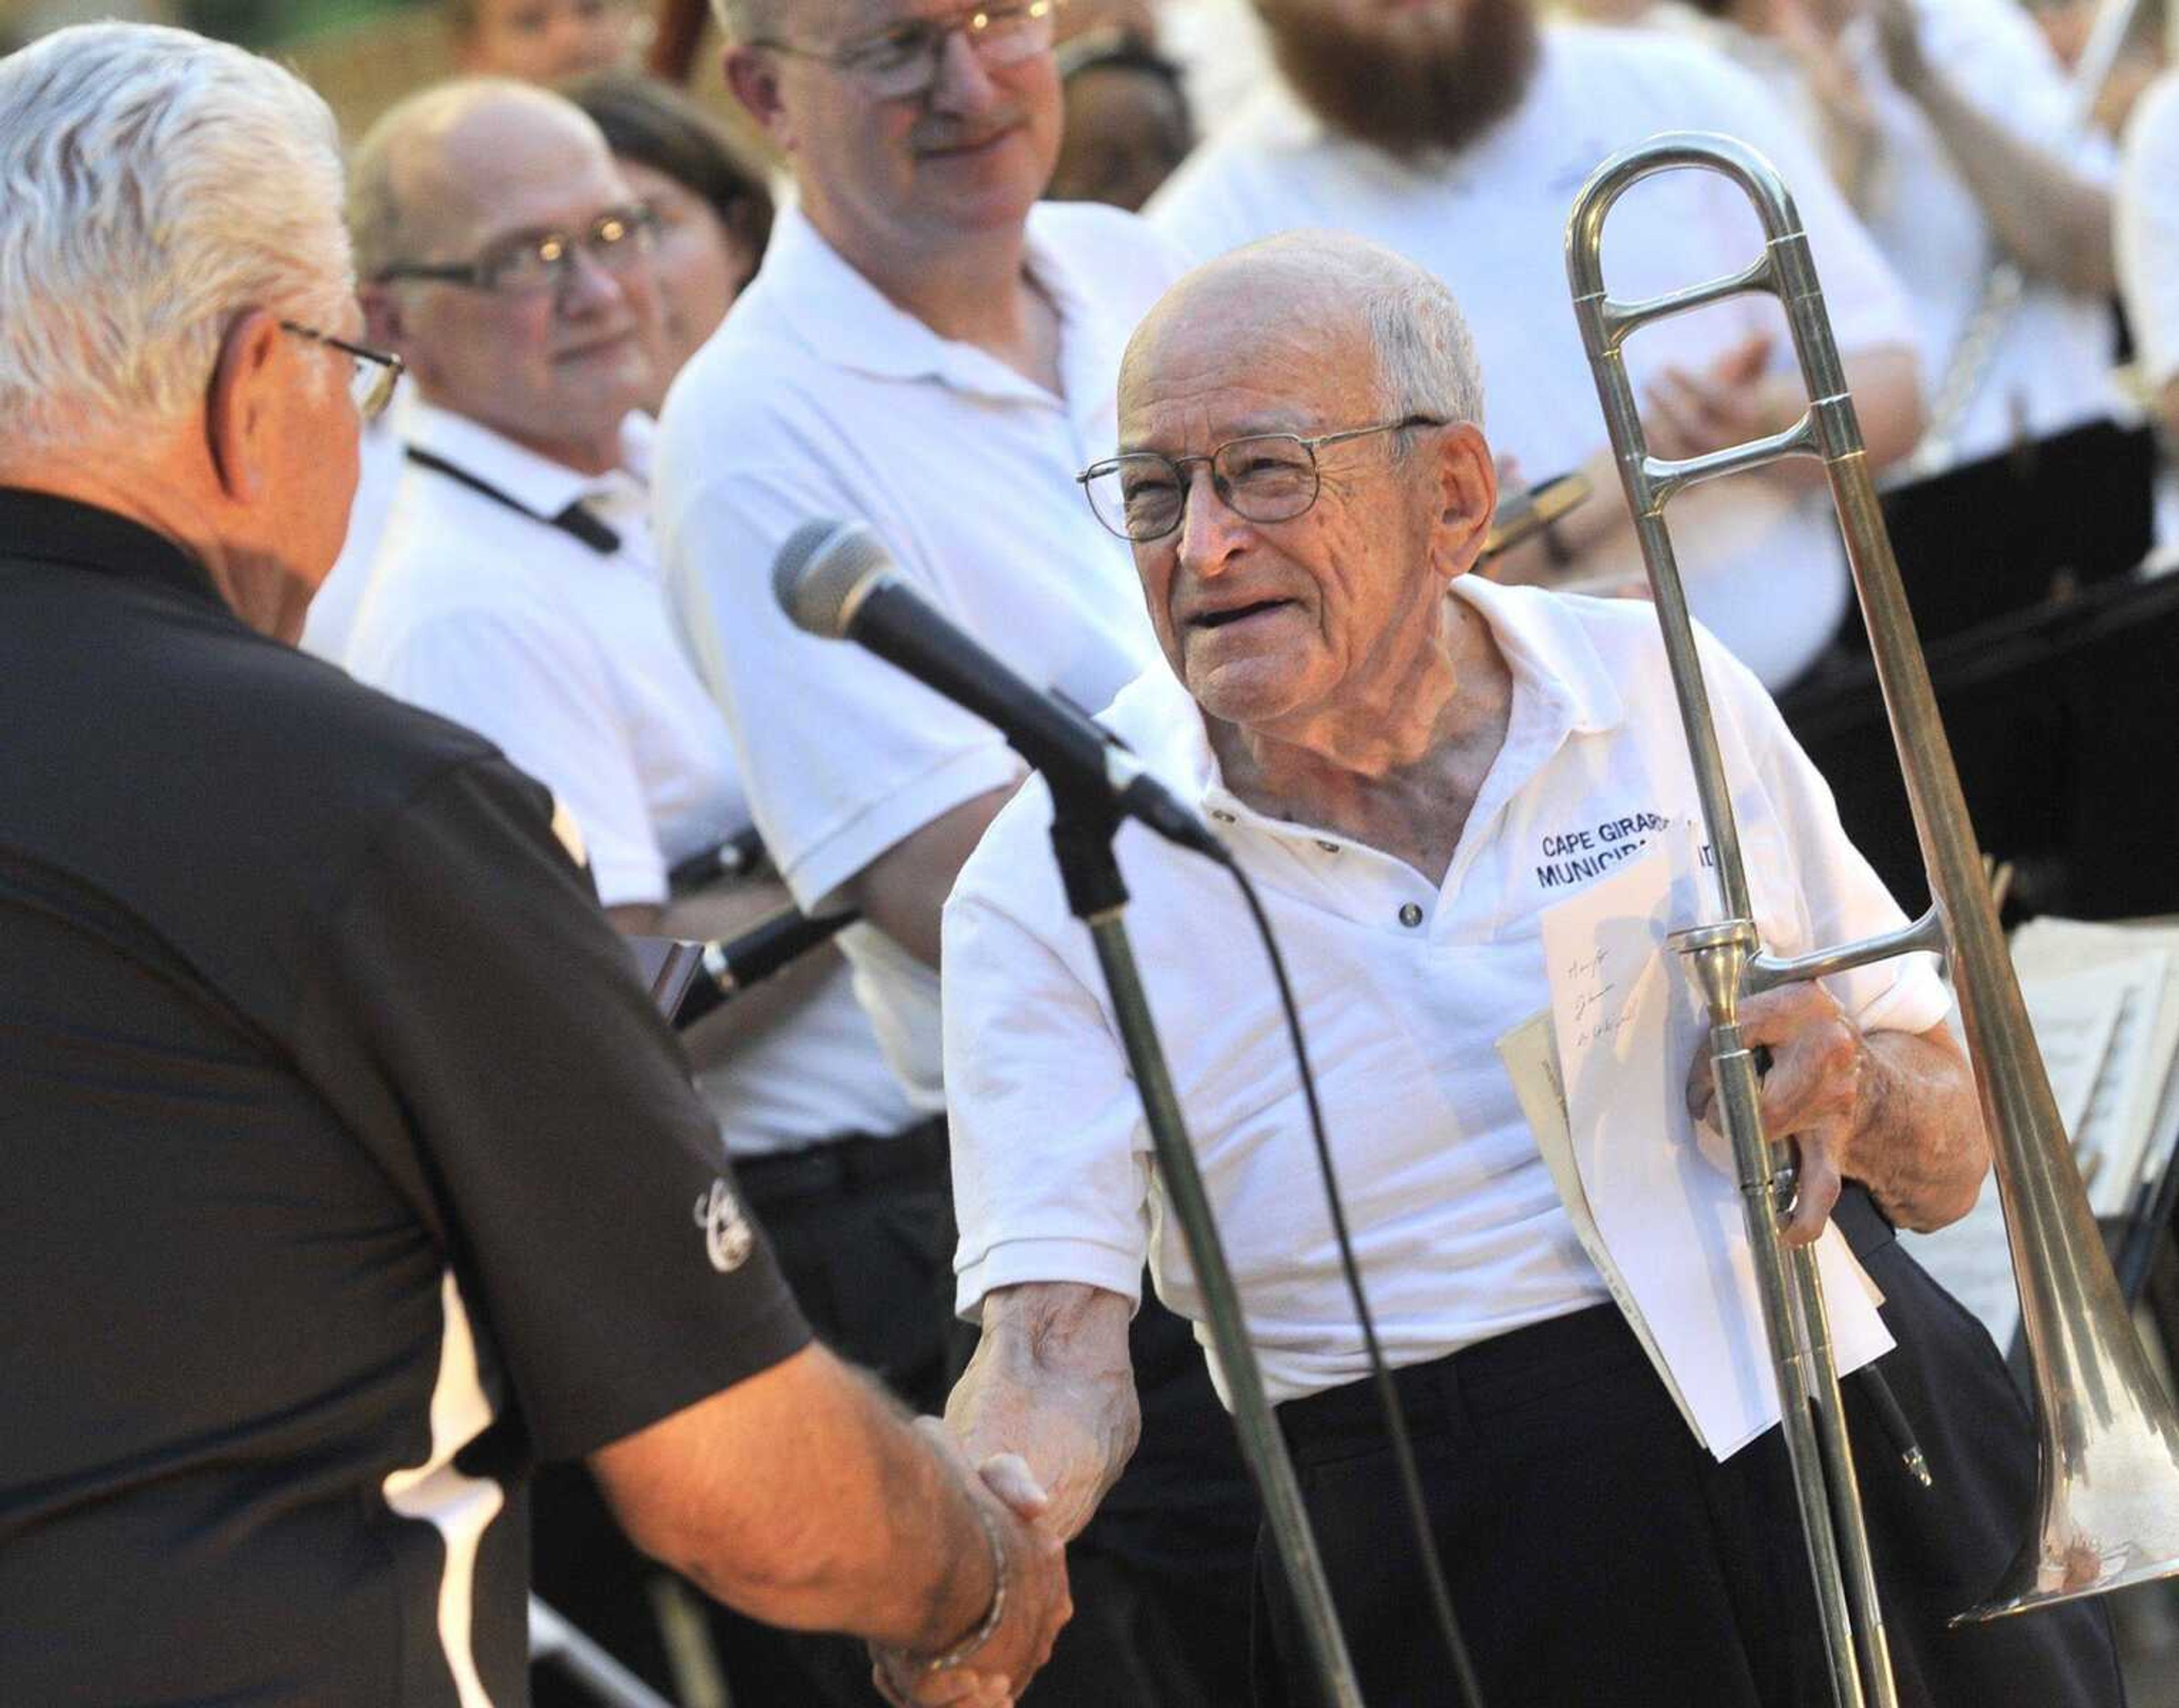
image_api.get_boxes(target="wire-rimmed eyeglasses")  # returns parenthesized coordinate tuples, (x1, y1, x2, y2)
(749, 0, 1063, 101)
(1077, 416, 1447, 544)
(281, 322, 405, 423)
(373, 204, 660, 297)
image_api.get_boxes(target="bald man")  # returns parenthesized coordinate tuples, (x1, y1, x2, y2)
(338, 83, 1003, 1703)
(939, 231, 2124, 1708)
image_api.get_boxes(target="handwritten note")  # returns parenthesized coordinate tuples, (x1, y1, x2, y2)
(1541, 844, 1892, 1460)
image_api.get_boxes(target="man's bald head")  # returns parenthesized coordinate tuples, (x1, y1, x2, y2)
(1122, 230, 1485, 434)
(350, 79, 613, 279)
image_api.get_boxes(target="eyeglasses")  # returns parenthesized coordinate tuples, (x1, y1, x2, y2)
(374, 204, 660, 297)
(281, 322, 405, 423)
(1078, 417, 1447, 543)
(751, 0, 1062, 101)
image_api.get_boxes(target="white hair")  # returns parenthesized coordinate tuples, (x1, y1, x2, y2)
(1368, 267, 1486, 434)
(0, 23, 352, 455)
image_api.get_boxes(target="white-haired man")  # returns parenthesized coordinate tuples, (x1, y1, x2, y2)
(1146, 0, 1924, 696)
(940, 232, 2125, 1707)
(0, 26, 1066, 1708)
(655, 0, 1261, 1698)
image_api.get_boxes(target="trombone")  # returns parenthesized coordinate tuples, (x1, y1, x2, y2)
(1563, 132, 2179, 1708)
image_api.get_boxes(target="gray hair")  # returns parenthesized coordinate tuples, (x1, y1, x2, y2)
(1365, 265, 1486, 435)
(0, 23, 352, 455)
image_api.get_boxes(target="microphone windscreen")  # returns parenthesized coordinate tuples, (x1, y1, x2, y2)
(772, 518, 893, 639)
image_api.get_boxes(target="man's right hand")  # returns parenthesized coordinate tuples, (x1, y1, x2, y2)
(869, 1425, 1074, 1706)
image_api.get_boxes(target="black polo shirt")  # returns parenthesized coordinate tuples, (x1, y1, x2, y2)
(0, 490, 811, 1706)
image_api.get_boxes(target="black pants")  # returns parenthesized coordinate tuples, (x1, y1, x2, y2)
(1252, 1192, 2126, 1708)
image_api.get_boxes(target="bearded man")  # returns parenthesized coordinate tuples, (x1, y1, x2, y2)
(1147, 0, 1925, 697)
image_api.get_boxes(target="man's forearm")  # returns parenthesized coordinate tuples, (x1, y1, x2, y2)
(594, 1345, 996, 1651)
(1906, 69, 2115, 296)
(1846, 1025, 1989, 1232)
(948, 1282, 1140, 1542)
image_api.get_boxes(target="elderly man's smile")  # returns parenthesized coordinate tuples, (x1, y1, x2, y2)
(1187, 596, 1302, 634)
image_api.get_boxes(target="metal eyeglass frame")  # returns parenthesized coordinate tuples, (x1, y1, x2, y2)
(1076, 415, 1447, 543)
(280, 322, 404, 423)
(372, 205, 660, 297)
(747, 0, 1063, 100)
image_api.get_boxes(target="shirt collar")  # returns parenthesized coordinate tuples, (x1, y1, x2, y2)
(0, 486, 228, 612)
(758, 200, 1082, 404)
(403, 399, 650, 516)
(1117, 574, 1626, 832)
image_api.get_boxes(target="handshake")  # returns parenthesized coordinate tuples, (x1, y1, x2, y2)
(868, 1420, 1077, 1708)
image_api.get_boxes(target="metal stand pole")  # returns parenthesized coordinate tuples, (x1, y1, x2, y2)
(529, 1596, 682, 1708)
(1046, 798, 1365, 1708)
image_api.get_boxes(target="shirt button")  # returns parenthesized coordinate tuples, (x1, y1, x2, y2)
(1315, 839, 1341, 855)
(1398, 902, 1425, 928)
(1210, 809, 1236, 823)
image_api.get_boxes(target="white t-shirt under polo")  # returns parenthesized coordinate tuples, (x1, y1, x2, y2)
(344, 402, 917, 1157)
(654, 200, 1186, 1110)
(943, 574, 1950, 1407)
(1146, 26, 1918, 692)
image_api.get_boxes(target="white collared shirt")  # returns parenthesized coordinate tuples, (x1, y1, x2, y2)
(942, 576, 1950, 1406)
(1146, 25, 1919, 691)
(344, 401, 918, 1156)
(655, 200, 1189, 1110)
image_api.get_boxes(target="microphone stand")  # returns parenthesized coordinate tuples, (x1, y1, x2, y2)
(1044, 786, 1366, 1708)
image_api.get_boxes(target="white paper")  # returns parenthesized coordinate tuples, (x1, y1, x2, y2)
(1541, 845, 1893, 1461)
(2017, 965, 2128, 1184)
(2012, 920, 2179, 1208)
(1903, 1163, 2021, 1353)
(1496, 1012, 1704, 1444)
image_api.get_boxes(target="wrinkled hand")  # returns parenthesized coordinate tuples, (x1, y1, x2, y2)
(1873, 0, 1929, 94)
(1685, 980, 1873, 1247)
(869, 1422, 1073, 1708)
(1642, 332, 1775, 462)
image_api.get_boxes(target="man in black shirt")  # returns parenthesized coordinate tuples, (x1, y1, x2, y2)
(0, 23, 1067, 1708)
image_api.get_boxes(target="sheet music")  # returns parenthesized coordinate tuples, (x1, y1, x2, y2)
(1541, 846, 1892, 1460)
(1909, 920, 2179, 1351)
(2012, 919, 2179, 1208)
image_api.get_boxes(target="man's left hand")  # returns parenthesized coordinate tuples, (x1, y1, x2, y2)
(1686, 980, 1871, 1247)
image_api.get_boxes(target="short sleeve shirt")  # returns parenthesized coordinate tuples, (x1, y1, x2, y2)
(941, 575, 1949, 1406)
(345, 405, 918, 1155)
(0, 490, 811, 1706)
(654, 200, 1189, 1108)
(1147, 26, 1919, 691)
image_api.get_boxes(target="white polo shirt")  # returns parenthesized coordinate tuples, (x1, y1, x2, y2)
(2119, 71, 2179, 392)
(654, 200, 1187, 1110)
(943, 574, 1950, 1406)
(1709, 0, 2122, 469)
(1146, 25, 1919, 692)
(345, 401, 918, 1156)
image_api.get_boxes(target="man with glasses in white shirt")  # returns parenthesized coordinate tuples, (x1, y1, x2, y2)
(342, 81, 965, 1703)
(655, 0, 1260, 1698)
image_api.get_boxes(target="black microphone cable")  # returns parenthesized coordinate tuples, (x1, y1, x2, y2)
(1219, 856, 1487, 1708)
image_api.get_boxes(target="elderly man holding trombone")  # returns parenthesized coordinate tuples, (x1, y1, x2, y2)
(934, 197, 2152, 1705)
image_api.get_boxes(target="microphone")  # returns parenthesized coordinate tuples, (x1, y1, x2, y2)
(772, 519, 1228, 865)
(674, 907, 860, 1029)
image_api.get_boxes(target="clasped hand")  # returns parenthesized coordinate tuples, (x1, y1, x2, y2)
(869, 1421, 1073, 1708)
(1685, 979, 1873, 1247)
